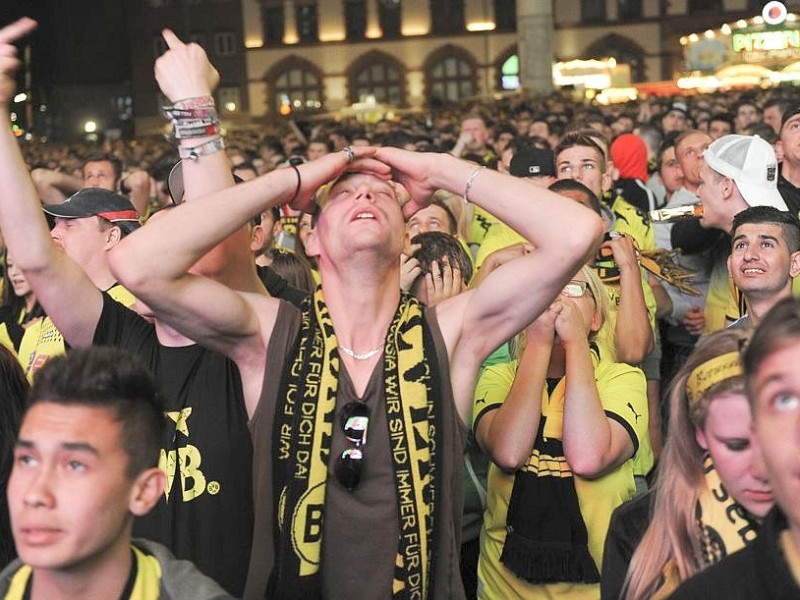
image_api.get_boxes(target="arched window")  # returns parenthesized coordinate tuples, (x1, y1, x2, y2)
(266, 56, 324, 115)
(424, 46, 477, 105)
(584, 34, 647, 83)
(495, 46, 520, 91)
(348, 51, 406, 105)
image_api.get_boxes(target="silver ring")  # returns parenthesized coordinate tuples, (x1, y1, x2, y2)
(342, 146, 355, 164)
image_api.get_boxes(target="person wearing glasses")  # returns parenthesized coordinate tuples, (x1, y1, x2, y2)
(472, 265, 648, 599)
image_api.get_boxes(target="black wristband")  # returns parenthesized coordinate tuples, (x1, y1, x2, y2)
(289, 164, 302, 204)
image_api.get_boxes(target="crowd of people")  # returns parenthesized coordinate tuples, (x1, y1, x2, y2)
(2, 14, 800, 600)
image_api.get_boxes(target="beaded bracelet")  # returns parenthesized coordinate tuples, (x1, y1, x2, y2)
(463, 165, 485, 204)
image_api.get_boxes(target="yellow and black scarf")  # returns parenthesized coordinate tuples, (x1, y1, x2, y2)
(270, 288, 441, 599)
(697, 453, 759, 565)
(651, 454, 761, 600)
(501, 376, 600, 584)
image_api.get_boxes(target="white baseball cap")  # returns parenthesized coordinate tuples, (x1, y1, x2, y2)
(703, 134, 788, 211)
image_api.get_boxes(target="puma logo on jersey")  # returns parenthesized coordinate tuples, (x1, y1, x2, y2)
(627, 402, 642, 424)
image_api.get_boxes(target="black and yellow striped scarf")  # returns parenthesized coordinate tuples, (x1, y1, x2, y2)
(501, 375, 600, 584)
(650, 454, 761, 600)
(270, 288, 441, 599)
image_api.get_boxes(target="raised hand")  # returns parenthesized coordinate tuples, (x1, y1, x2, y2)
(373, 147, 443, 217)
(154, 28, 220, 102)
(601, 233, 639, 272)
(422, 258, 464, 306)
(399, 245, 422, 292)
(290, 146, 390, 213)
(0, 18, 37, 105)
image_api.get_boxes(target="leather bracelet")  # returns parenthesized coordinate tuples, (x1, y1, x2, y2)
(288, 164, 302, 204)
(178, 136, 226, 161)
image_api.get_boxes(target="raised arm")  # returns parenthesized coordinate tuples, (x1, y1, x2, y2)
(154, 29, 261, 294)
(30, 167, 82, 204)
(475, 310, 556, 471)
(0, 18, 104, 348)
(377, 148, 605, 365)
(605, 235, 654, 364)
(110, 147, 388, 357)
(556, 301, 635, 478)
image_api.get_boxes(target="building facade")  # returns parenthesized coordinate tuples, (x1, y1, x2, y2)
(128, 0, 800, 131)
(130, 0, 249, 132)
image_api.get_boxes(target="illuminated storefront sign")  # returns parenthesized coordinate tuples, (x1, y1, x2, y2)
(731, 29, 800, 62)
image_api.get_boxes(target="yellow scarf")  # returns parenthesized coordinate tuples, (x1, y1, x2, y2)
(271, 288, 439, 599)
(652, 454, 760, 599)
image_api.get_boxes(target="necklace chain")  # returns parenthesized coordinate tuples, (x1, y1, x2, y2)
(339, 344, 385, 360)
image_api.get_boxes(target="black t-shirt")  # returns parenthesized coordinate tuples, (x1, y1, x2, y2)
(92, 294, 252, 597)
(779, 170, 800, 222)
(668, 507, 800, 599)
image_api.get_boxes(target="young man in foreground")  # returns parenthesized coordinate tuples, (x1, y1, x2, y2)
(1, 347, 231, 600)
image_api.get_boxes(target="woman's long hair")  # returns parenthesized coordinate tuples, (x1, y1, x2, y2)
(2, 257, 44, 325)
(622, 328, 750, 600)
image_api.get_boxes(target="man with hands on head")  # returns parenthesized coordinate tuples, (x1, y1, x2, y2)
(110, 126, 604, 597)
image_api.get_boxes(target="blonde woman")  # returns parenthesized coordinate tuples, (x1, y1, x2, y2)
(474, 264, 649, 599)
(602, 328, 773, 600)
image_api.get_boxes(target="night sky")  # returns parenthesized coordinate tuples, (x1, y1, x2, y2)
(0, 1, 129, 93)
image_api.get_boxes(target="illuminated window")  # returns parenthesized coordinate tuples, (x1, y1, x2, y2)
(270, 57, 324, 114)
(499, 54, 520, 90)
(349, 53, 405, 105)
(426, 48, 476, 104)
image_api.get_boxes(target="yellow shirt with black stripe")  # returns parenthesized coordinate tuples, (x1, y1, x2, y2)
(473, 351, 647, 599)
(607, 194, 655, 252)
(16, 284, 136, 381)
(3, 545, 162, 600)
